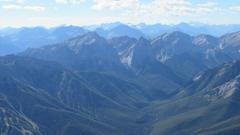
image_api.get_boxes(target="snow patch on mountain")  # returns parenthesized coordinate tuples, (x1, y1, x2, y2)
(120, 44, 134, 66)
(193, 73, 203, 81)
(156, 50, 171, 63)
(193, 36, 209, 46)
(217, 63, 232, 77)
(204, 75, 240, 101)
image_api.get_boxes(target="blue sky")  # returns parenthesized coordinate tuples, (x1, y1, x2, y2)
(0, 0, 240, 27)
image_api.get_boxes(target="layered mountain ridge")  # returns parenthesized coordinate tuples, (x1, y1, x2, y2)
(0, 27, 240, 135)
(0, 55, 152, 135)
(143, 60, 240, 135)
(1, 22, 240, 55)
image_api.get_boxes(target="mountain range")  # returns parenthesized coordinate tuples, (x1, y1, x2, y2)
(22, 31, 240, 81)
(0, 25, 240, 135)
(1, 22, 240, 56)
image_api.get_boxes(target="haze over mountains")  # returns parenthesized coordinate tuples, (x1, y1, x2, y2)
(0, 22, 240, 135)
(1, 22, 240, 55)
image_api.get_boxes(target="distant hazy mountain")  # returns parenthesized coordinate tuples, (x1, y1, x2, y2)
(135, 23, 240, 37)
(0, 23, 145, 56)
(1, 22, 240, 56)
(0, 26, 87, 55)
(94, 23, 145, 39)
(90, 22, 240, 38)
(0, 36, 20, 55)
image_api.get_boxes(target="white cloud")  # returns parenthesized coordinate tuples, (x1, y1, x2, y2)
(56, 0, 67, 4)
(196, 2, 220, 13)
(2, 4, 46, 11)
(137, 0, 221, 17)
(55, 0, 85, 4)
(118, 0, 195, 18)
(150, 0, 193, 16)
(91, 0, 222, 17)
(98, 0, 225, 25)
(92, 0, 138, 10)
(91, 0, 195, 15)
(16, 0, 24, 3)
(2, 4, 22, 9)
(0, 0, 13, 1)
(23, 6, 45, 12)
(0, 0, 24, 2)
(229, 6, 240, 12)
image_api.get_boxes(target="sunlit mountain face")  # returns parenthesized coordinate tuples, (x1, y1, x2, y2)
(1, 0, 240, 135)
(0, 27, 239, 135)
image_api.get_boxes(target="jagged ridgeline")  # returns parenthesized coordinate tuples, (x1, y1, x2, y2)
(0, 26, 240, 135)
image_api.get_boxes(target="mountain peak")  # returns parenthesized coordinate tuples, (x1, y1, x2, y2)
(152, 31, 191, 43)
(166, 31, 191, 38)
(193, 34, 218, 46)
(67, 32, 105, 46)
(82, 31, 101, 39)
(138, 37, 149, 44)
(220, 31, 240, 48)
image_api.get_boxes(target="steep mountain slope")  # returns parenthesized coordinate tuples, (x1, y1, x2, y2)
(21, 31, 240, 98)
(0, 56, 118, 135)
(2, 28, 240, 135)
(21, 33, 187, 98)
(140, 60, 240, 135)
(151, 31, 196, 63)
(0, 36, 20, 55)
(150, 31, 232, 80)
(111, 38, 184, 98)
(109, 32, 214, 81)
(107, 31, 237, 78)
(108, 36, 137, 65)
(220, 31, 240, 60)
(22, 32, 126, 74)
(0, 55, 153, 135)
(0, 76, 117, 135)
(193, 34, 219, 50)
